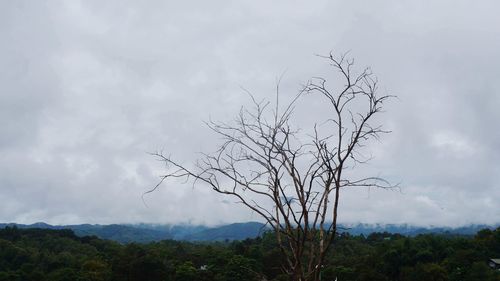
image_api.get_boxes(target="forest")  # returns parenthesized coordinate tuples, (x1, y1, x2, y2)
(0, 226, 499, 281)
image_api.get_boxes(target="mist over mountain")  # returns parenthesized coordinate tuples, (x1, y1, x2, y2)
(1, 222, 497, 243)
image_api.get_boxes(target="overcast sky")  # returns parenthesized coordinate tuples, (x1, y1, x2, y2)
(1, 0, 499, 227)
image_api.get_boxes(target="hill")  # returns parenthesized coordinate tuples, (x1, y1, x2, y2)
(1, 222, 498, 243)
(0, 222, 264, 243)
(1, 225, 499, 281)
(183, 222, 267, 241)
(0, 223, 170, 243)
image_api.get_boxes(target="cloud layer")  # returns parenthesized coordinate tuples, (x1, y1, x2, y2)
(1, 0, 499, 226)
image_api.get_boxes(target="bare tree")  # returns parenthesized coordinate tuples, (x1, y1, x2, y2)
(150, 52, 395, 281)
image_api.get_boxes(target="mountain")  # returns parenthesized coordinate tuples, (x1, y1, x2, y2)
(183, 222, 267, 241)
(338, 223, 499, 236)
(70, 224, 170, 243)
(0, 222, 170, 243)
(128, 223, 210, 240)
(1, 222, 498, 243)
(0, 222, 265, 243)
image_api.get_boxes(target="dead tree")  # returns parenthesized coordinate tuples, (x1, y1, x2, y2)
(150, 53, 395, 281)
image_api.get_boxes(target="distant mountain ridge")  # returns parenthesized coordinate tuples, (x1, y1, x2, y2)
(0, 222, 265, 243)
(337, 223, 500, 236)
(0, 223, 170, 243)
(0, 222, 497, 243)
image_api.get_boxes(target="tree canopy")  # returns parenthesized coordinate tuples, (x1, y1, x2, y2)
(1, 226, 499, 281)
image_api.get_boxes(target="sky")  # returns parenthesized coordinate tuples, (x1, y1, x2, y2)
(1, 0, 499, 227)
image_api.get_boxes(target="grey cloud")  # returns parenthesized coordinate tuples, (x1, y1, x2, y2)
(0, 0, 499, 226)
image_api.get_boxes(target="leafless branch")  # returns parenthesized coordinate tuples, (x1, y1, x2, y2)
(150, 52, 395, 281)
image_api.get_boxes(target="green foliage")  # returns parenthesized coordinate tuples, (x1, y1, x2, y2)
(175, 261, 198, 281)
(80, 259, 112, 281)
(0, 226, 499, 280)
(223, 255, 259, 281)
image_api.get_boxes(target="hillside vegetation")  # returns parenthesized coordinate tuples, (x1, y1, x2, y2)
(0, 226, 499, 281)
